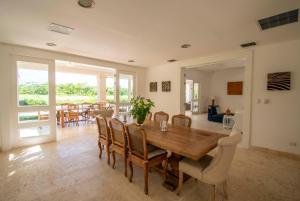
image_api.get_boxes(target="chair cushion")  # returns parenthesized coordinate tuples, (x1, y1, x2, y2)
(148, 148, 167, 159)
(179, 155, 213, 179)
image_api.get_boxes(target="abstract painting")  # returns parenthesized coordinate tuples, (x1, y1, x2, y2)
(162, 81, 171, 92)
(267, 72, 291, 90)
(149, 82, 157, 92)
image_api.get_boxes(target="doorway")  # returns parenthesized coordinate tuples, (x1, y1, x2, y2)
(185, 79, 200, 115)
(180, 54, 253, 148)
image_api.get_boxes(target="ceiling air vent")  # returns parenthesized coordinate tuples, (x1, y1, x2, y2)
(240, 42, 256, 48)
(48, 23, 74, 35)
(258, 9, 298, 30)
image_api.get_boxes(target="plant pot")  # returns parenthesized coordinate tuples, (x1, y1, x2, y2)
(137, 116, 146, 125)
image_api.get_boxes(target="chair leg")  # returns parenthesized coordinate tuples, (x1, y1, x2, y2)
(124, 153, 127, 177)
(106, 144, 110, 165)
(128, 160, 133, 182)
(211, 184, 216, 201)
(112, 150, 116, 169)
(223, 180, 228, 200)
(176, 170, 184, 196)
(98, 141, 102, 159)
(143, 163, 149, 195)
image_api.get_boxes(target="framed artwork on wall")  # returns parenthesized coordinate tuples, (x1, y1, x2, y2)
(267, 72, 291, 91)
(162, 81, 171, 92)
(227, 81, 243, 95)
(149, 82, 157, 92)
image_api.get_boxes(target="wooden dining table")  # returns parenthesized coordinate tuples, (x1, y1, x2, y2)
(110, 117, 226, 190)
(142, 120, 225, 161)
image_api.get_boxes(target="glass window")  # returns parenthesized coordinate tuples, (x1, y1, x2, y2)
(19, 125, 50, 138)
(56, 72, 97, 104)
(106, 77, 115, 103)
(193, 83, 199, 100)
(119, 74, 133, 103)
(17, 61, 49, 106)
(18, 111, 49, 123)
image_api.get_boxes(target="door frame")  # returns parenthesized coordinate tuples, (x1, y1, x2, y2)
(180, 50, 253, 148)
(11, 55, 56, 148)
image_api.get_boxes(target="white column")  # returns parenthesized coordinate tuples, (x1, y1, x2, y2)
(98, 74, 106, 102)
(115, 72, 120, 114)
(96, 75, 101, 102)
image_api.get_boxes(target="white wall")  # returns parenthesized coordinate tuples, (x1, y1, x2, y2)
(145, 62, 182, 117)
(209, 67, 245, 113)
(251, 40, 300, 155)
(0, 43, 146, 151)
(184, 69, 212, 113)
(146, 39, 300, 155)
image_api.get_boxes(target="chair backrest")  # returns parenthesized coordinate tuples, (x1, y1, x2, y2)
(99, 109, 114, 118)
(202, 130, 241, 184)
(153, 111, 169, 122)
(109, 118, 126, 147)
(92, 103, 100, 111)
(125, 123, 148, 160)
(146, 112, 152, 121)
(172, 114, 192, 128)
(96, 116, 110, 140)
(68, 104, 79, 111)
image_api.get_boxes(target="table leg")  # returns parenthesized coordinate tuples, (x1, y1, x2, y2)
(163, 153, 190, 191)
(60, 110, 65, 128)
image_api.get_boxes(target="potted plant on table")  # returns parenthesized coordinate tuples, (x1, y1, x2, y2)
(130, 96, 154, 125)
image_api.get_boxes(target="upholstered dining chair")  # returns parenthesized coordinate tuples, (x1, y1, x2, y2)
(146, 111, 152, 121)
(153, 111, 169, 122)
(172, 114, 192, 128)
(109, 118, 128, 176)
(177, 130, 242, 201)
(96, 116, 111, 165)
(125, 123, 168, 195)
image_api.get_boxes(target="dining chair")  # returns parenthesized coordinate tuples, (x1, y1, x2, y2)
(146, 111, 152, 120)
(171, 114, 192, 128)
(60, 104, 69, 124)
(81, 102, 92, 122)
(91, 103, 101, 118)
(125, 123, 168, 195)
(67, 104, 80, 126)
(109, 118, 128, 176)
(96, 116, 111, 165)
(153, 111, 169, 122)
(177, 130, 242, 201)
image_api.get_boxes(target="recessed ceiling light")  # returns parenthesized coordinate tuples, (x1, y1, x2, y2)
(181, 44, 191, 48)
(128, 60, 135, 63)
(167, 59, 177, 62)
(78, 0, 95, 8)
(46, 43, 56, 47)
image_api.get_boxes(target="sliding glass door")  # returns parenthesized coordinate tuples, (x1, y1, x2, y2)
(115, 71, 135, 114)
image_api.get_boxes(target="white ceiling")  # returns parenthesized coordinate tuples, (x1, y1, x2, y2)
(0, 0, 299, 67)
(192, 58, 246, 72)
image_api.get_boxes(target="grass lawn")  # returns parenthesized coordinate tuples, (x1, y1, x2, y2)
(19, 94, 129, 105)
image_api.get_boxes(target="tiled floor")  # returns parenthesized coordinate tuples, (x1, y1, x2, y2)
(187, 113, 232, 135)
(0, 125, 299, 201)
